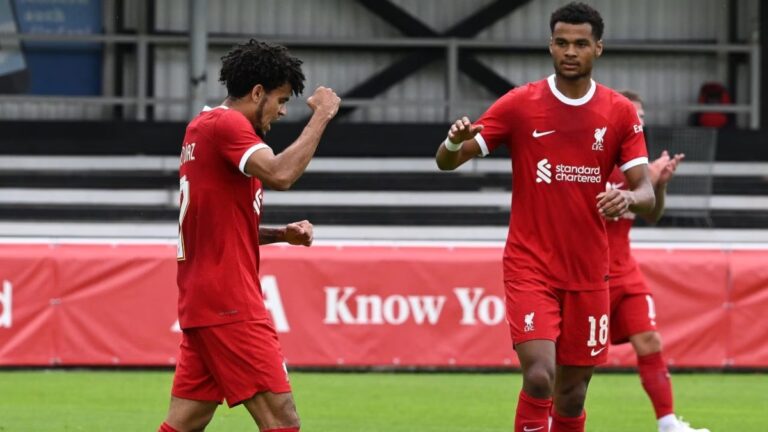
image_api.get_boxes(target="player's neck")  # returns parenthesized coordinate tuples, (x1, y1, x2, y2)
(222, 97, 253, 117)
(553, 74, 593, 99)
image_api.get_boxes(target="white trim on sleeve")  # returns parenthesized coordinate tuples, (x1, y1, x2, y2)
(239, 143, 270, 176)
(202, 105, 229, 112)
(547, 74, 596, 106)
(475, 133, 490, 157)
(620, 156, 649, 172)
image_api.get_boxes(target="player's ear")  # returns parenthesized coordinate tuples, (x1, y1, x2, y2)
(548, 37, 554, 55)
(251, 84, 265, 103)
(595, 40, 604, 57)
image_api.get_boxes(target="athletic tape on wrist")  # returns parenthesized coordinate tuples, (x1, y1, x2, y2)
(443, 138, 463, 152)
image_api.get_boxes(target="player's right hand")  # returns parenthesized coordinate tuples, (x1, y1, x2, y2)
(596, 189, 634, 218)
(307, 86, 341, 120)
(447, 116, 484, 144)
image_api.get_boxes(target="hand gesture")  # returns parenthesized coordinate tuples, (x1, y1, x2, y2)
(652, 150, 685, 186)
(447, 116, 484, 144)
(284, 220, 314, 247)
(307, 86, 341, 120)
(596, 189, 634, 219)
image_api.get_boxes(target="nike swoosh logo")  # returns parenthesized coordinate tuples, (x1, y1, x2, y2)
(591, 347, 607, 357)
(608, 182, 624, 190)
(523, 427, 545, 432)
(532, 129, 555, 138)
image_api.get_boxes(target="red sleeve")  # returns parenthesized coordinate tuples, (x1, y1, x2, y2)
(474, 90, 517, 156)
(214, 109, 270, 175)
(615, 99, 648, 171)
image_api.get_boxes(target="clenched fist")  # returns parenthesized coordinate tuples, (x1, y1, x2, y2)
(307, 86, 341, 121)
(285, 220, 314, 247)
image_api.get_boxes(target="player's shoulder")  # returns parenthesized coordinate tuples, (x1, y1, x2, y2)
(493, 79, 547, 109)
(507, 78, 547, 99)
(213, 106, 249, 125)
(597, 85, 636, 112)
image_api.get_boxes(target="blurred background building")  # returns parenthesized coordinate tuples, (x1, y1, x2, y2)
(1, 0, 766, 241)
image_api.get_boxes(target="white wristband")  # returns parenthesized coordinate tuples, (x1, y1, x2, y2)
(443, 138, 463, 152)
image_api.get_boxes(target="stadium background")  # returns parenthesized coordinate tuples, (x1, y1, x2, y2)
(0, 0, 767, 430)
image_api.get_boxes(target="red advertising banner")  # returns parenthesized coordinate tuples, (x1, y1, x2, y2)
(0, 242, 765, 368)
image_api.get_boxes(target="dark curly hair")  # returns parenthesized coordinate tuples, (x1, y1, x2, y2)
(219, 39, 305, 98)
(550, 2, 604, 40)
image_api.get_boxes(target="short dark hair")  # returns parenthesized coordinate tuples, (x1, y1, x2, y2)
(619, 90, 643, 105)
(550, 2, 604, 40)
(219, 39, 305, 98)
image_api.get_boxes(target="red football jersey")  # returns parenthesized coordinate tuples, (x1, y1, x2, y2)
(476, 75, 647, 290)
(605, 166, 645, 286)
(176, 106, 270, 329)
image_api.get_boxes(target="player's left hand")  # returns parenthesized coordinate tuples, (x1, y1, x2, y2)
(657, 151, 685, 185)
(596, 189, 635, 218)
(649, 150, 685, 186)
(285, 220, 313, 246)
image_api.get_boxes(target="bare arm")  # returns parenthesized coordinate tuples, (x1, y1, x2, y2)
(435, 116, 485, 171)
(259, 220, 314, 246)
(597, 164, 656, 219)
(641, 151, 685, 223)
(245, 87, 340, 190)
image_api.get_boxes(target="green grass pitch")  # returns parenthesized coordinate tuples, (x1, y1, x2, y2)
(0, 370, 765, 431)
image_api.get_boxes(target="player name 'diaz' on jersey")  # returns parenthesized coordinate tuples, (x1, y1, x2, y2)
(177, 106, 271, 329)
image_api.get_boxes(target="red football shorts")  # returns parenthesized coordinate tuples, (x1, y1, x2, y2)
(505, 279, 610, 366)
(610, 281, 658, 344)
(171, 319, 291, 407)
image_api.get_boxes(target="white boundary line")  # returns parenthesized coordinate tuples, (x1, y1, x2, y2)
(2, 156, 767, 176)
(0, 237, 766, 250)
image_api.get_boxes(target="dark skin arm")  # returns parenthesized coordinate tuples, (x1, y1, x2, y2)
(597, 164, 655, 218)
(245, 87, 340, 190)
(435, 116, 485, 171)
(259, 220, 313, 246)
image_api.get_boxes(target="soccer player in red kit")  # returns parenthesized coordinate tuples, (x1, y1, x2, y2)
(608, 91, 708, 432)
(158, 40, 340, 432)
(435, 3, 655, 431)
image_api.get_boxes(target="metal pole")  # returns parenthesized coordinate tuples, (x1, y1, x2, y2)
(716, 0, 730, 83)
(750, 31, 760, 129)
(446, 39, 459, 121)
(135, 0, 148, 121)
(136, 36, 148, 121)
(188, 0, 208, 119)
(101, 0, 116, 119)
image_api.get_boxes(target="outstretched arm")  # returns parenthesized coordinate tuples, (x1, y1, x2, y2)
(259, 220, 314, 246)
(245, 87, 340, 190)
(435, 116, 485, 171)
(642, 151, 685, 223)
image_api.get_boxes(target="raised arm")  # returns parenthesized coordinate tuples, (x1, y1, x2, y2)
(597, 164, 656, 219)
(435, 116, 485, 171)
(245, 87, 340, 190)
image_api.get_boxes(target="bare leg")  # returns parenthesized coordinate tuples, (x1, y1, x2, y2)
(630, 330, 662, 355)
(516, 339, 557, 398)
(553, 365, 594, 417)
(243, 391, 300, 431)
(163, 396, 218, 432)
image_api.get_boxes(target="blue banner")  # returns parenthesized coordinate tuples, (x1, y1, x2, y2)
(12, 0, 102, 95)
